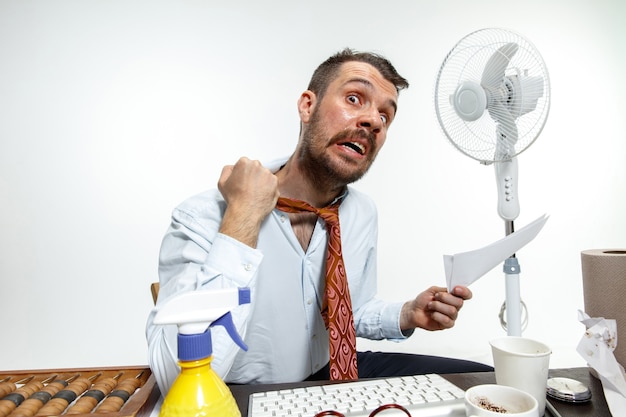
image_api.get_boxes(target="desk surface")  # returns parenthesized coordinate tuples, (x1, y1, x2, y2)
(229, 367, 610, 417)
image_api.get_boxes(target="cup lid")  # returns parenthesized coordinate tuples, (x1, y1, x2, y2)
(546, 377, 591, 403)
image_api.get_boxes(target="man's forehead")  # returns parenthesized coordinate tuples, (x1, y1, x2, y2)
(335, 62, 398, 99)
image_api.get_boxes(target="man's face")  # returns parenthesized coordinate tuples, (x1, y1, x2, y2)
(298, 62, 399, 188)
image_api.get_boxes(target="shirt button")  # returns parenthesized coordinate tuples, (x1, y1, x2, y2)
(280, 215, 287, 223)
(243, 263, 252, 271)
(307, 298, 313, 305)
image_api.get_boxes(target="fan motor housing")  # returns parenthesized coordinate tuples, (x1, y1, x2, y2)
(451, 81, 487, 121)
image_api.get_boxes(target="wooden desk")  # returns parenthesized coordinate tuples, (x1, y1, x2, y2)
(229, 367, 611, 417)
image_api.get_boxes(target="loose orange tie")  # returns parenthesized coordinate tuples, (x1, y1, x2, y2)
(276, 197, 358, 380)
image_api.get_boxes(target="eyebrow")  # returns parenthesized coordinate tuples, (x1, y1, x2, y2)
(344, 77, 398, 115)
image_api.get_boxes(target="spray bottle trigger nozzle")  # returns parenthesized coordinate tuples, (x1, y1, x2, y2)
(211, 312, 248, 351)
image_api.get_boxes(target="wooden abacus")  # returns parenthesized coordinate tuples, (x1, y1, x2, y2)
(0, 366, 158, 417)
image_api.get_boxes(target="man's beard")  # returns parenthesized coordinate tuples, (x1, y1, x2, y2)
(298, 111, 378, 191)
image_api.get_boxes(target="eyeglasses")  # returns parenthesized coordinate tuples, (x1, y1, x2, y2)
(314, 403, 412, 416)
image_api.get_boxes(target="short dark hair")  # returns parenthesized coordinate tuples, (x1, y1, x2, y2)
(307, 48, 409, 99)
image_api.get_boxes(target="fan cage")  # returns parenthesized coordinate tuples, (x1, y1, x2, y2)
(434, 28, 551, 163)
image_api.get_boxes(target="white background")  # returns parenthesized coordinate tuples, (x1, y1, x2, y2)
(1, 0, 624, 372)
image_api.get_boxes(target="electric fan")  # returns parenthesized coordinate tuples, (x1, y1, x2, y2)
(434, 28, 550, 336)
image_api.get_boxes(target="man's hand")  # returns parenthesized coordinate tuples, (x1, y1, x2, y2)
(400, 286, 472, 332)
(217, 157, 279, 248)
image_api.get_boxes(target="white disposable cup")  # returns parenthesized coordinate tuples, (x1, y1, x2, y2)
(490, 337, 551, 416)
(465, 384, 539, 416)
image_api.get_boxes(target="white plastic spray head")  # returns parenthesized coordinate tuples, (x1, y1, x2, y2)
(153, 287, 250, 360)
(154, 287, 250, 334)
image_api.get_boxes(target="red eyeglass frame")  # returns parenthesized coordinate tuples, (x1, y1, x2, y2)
(314, 403, 412, 416)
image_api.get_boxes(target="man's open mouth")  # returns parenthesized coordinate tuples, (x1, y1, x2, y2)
(340, 141, 366, 155)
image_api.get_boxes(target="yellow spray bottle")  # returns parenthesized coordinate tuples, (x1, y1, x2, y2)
(153, 287, 250, 417)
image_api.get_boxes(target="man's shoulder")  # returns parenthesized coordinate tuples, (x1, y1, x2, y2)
(345, 186, 377, 207)
(343, 186, 378, 219)
(176, 188, 223, 207)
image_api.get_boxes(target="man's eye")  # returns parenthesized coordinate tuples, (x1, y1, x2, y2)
(347, 95, 360, 104)
(380, 114, 388, 125)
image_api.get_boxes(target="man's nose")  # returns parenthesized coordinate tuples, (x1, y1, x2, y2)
(357, 108, 383, 134)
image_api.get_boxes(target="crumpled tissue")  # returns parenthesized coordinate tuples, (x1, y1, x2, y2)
(578, 310, 626, 415)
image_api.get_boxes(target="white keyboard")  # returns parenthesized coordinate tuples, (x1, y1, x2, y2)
(248, 374, 466, 417)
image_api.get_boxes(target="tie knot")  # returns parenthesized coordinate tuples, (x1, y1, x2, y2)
(316, 206, 339, 227)
(276, 197, 340, 227)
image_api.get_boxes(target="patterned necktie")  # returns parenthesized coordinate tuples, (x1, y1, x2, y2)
(276, 197, 358, 380)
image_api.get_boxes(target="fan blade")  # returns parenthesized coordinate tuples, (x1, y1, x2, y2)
(481, 43, 519, 90)
(491, 101, 518, 160)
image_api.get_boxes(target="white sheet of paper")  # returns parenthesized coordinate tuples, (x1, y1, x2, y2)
(443, 214, 548, 291)
(577, 311, 626, 415)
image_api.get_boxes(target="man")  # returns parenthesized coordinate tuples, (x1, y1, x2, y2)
(146, 48, 491, 394)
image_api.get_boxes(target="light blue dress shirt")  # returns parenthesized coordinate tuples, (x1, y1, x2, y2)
(146, 158, 408, 393)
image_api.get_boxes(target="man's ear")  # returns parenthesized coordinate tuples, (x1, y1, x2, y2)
(297, 90, 317, 123)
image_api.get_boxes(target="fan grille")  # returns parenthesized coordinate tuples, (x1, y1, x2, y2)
(434, 28, 550, 163)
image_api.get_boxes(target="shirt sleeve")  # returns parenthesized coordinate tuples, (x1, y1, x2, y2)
(355, 299, 412, 340)
(145, 191, 263, 395)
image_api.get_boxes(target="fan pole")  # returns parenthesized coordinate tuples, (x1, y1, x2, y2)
(504, 220, 523, 336)
(504, 258, 522, 336)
